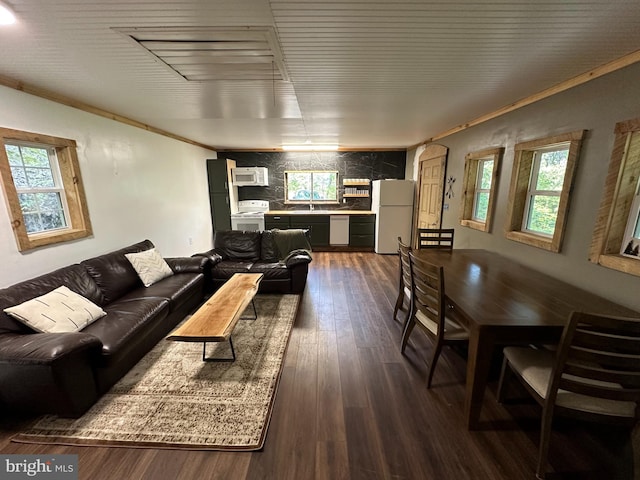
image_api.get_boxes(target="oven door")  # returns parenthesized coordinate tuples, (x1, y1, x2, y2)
(230, 214, 265, 232)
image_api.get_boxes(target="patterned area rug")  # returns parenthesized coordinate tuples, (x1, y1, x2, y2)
(12, 294, 299, 451)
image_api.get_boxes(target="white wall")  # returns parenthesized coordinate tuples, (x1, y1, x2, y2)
(0, 85, 215, 288)
(412, 62, 640, 311)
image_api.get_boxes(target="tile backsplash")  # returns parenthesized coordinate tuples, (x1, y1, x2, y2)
(221, 150, 407, 211)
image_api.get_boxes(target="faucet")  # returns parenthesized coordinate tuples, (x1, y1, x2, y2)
(309, 203, 314, 211)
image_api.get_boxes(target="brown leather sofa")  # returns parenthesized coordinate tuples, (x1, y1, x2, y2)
(0, 240, 207, 417)
(194, 229, 312, 294)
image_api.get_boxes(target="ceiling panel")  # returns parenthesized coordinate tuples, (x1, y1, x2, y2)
(0, 1, 639, 149)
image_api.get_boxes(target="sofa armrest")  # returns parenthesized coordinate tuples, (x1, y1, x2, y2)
(0, 332, 102, 365)
(284, 249, 313, 268)
(0, 332, 103, 416)
(192, 249, 224, 267)
(165, 256, 208, 274)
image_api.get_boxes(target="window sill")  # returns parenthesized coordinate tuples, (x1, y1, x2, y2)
(505, 230, 559, 252)
(19, 228, 92, 251)
(592, 253, 640, 277)
(460, 219, 489, 232)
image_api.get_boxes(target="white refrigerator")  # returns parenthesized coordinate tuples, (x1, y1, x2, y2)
(371, 179, 415, 254)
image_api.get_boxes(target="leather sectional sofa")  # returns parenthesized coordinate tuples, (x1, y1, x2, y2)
(0, 240, 206, 417)
(194, 229, 312, 294)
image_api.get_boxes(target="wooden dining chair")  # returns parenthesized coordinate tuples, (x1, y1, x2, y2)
(393, 237, 412, 326)
(401, 251, 469, 388)
(417, 228, 454, 250)
(497, 311, 640, 479)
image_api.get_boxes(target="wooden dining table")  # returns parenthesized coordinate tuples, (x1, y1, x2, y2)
(414, 249, 639, 430)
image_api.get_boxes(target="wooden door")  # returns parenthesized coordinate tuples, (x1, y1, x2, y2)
(413, 144, 448, 248)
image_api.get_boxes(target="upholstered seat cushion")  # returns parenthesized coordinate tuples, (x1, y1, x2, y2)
(415, 310, 469, 340)
(249, 261, 291, 279)
(503, 346, 636, 417)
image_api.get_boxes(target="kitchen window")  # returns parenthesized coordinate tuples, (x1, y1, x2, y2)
(590, 117, 640, 276)
(0, 128, 92, 251)
(285, 170, 338, 204)
(505, 130, 584, 252)
(460, 147, 502, 232)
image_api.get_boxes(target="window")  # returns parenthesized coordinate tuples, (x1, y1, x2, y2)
(590, 118, 640, 276)
(460, 147, 502, 232)
(0, 128, 92, 251)
(505, 130, 584, 252)
(284, 170, 338, 204)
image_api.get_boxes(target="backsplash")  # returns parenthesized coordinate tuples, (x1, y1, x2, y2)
(220, 150, 407, 211)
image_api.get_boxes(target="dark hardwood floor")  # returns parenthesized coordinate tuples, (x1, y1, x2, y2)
(0, 252, 634, 479)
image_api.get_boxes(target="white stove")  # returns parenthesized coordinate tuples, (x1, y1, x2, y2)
(231, 200, 269, 232)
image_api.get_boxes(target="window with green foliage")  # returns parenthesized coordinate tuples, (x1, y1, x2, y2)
(285, 170, 338, 204)
(5, 143, 69, 234)
(0, 128, 93, 252)
(505, 130, 584, 252)
(460, 147, 502, 232)
(523, 147, 569, 236)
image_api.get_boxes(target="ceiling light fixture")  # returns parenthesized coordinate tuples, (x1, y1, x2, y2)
(0, 2, 16, 25)
(281, 144, 339, 151)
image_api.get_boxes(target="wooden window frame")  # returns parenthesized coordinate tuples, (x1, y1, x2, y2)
(504, 130, 585, 252)
(589, 118, 640, 276)
(0, 128, 93, 251)
(460, 147, 503, 232)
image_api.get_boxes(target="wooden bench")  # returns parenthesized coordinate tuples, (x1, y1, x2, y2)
(166, 273, 264, 361)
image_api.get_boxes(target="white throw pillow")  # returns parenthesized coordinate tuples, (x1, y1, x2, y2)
(4, 286, 106, 333)
(125, 248, 174, 287)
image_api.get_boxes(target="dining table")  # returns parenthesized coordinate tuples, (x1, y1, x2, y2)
(414, 249, 639, 430)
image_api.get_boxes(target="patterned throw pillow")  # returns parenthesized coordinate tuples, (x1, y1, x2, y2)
(4, 286, 106, 333)
(125, 248, 174, 287)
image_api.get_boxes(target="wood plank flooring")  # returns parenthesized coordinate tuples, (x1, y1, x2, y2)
(0, 252, 634, 479)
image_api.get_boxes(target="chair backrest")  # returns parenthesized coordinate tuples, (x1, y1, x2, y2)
(408, 251, 445, 336)
(548, 311, 640, 419)
(398, 237, 412, 293)
(417, 228, 454, 250)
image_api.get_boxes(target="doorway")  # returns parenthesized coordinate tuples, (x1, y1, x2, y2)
(413, 144, 448, 248)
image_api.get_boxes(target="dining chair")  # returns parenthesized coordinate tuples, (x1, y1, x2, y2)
(401, 251, 469, 388)
(497, 311, 640, 479)
(417, 228, 454, 250)
(393, 237, 413, 326)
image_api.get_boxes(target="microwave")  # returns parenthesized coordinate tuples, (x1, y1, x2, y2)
(231, 167, 269, 187)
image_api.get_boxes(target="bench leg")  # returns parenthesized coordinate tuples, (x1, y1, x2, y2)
(202, 337, 236, 362)
(240, 299, 258, 321)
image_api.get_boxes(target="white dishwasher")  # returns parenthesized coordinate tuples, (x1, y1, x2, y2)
(330, 215, 350, 245)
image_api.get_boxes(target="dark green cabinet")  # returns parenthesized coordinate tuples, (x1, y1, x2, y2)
(265, 213, 375, 249)
(349, 215, 375, 248)
(207, 159, 231, 232)
(264, 215, 291, 230)
(290, 215, 330, 247)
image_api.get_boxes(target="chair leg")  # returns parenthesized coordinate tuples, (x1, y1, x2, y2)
(401, 315, 416, 353)
(536, 403, 555, 480)
(426, 342, 443, 389)
(393, 291, 404, 321)
(496, 357, 512, 403)
(632, 422, 639, 480)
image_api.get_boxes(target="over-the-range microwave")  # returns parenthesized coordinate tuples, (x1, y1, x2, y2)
(231, 167, 269, 186)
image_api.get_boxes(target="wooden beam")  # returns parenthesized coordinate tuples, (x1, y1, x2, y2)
(0, 74, 219, 152)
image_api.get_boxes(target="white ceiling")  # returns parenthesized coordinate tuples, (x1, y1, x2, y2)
(1, 0, 639, 150)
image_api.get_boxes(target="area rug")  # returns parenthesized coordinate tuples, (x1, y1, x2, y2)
(12, 294, 299, 451)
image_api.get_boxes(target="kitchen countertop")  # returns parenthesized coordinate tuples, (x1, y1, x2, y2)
(267, 210, 374, 215)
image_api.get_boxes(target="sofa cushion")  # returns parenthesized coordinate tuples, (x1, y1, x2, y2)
(0, 264, 103, 335)
(116, 273, 204, 313)
(260, 230, 280, 262)
(211, 260, 254, 280)
(82, 296, 169, 357)
(125, 248, 173, 287)
(81, 240, 154, 304)
(249, 262, 291, 280)
(214, 231, 261, 261)
(4, 286, 106, 334)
